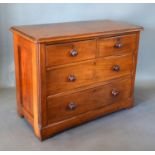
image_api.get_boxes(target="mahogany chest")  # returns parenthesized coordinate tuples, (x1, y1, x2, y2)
(11, 20, 143, 140)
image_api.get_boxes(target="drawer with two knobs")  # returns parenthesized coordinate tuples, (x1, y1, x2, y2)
(46, 54, 133, 95)
(47, 78, 132, 124)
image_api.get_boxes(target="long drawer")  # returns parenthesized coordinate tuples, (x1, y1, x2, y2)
(47, 78, 132, 124)
(46, 54, 133, 95)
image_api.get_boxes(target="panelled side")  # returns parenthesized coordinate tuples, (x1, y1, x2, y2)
(13, 34, 41, 139)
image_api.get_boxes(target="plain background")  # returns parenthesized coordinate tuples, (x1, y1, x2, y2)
(0, 3, 155, 87)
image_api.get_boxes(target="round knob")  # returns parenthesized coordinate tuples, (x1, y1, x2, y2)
(68, 75, 76, 82)
(114, 42, 122, 48)
(68, 102, 77, 110)
(70, 50, 78, 57)
(111, 90, 120, 97)
(112, 65, 120, 72)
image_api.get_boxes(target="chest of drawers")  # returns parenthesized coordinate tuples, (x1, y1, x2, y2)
(11, 20, 143, 140)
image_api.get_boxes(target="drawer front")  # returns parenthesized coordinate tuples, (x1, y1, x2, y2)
(95, 54, 133, 82)
(47, 61, 95, 95)
(46, 40, 96, 67)
(47, 78, 132, 124)
(46, 54, 133, 95)
(98, 34, 136, 57)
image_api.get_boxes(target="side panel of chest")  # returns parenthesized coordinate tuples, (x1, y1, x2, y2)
(13, 34, 41, 138)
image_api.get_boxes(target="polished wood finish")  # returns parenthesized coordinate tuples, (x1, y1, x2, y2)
(47, 78, 132, 124)
(13, 34, 41, 138)
(11, 20, 143, 140)
(46, 39, 96, 67)
(46, 54, 133, 95)
(98, 34, 136, 57)
(11, 20, 142, 43)
(42, 98, 134, 139)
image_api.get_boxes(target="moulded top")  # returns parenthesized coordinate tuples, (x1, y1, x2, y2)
(10, 20, 143, 43)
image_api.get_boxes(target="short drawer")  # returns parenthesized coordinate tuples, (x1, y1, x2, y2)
(98, 34, 137, 57)
(46, 40, 96, 67)
(47, 78, 132, 124)
(46, 54, 133, 95)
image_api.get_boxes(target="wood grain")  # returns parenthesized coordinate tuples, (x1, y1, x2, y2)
(42, 98, 133, 140)
(98, 33, 136, 57)
(47, 78, 132, 124)
(46, 39, 96, 67)
(10, 20, 143, 43)
(13, 34, 23, 117)
(13, 35, 34, 119)
(11, 20, 143, 140)
(13, 34, 42, 139)
(46, 54, 133, 95)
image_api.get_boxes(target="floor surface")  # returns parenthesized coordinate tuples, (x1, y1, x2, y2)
(0, 80, 155, 150)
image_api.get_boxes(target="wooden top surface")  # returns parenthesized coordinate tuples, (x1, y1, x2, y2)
(11, 20, 143, 43)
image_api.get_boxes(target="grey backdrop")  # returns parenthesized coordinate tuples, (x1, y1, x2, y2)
(0, 3, 155, 87)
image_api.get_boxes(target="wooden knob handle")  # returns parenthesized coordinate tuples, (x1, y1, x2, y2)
(70, 50, 78, 57)
(112, 65, 120, 72)
(68, 102, 77, 110)
(111, 90, 120, 97)
(114, 42, 122, 48)
(68, 75, 76, 82)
